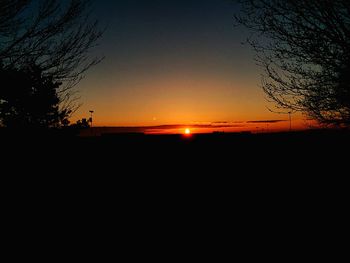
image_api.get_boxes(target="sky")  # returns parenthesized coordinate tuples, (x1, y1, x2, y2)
(73, 0, 310, 133)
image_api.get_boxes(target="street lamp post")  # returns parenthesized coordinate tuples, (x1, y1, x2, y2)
(89, 110, 94, 128)
(288, 111, 292, 132)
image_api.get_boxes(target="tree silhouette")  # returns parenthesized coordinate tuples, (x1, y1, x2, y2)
(0, 64, 70, 129)
(75, 119, 90, 129)
(235, 0, 350, 127)
(0, 0, 103, 119)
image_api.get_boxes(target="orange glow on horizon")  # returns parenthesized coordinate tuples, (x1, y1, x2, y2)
(72, 110, 317, 135)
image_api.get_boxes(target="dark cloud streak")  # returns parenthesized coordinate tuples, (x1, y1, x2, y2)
(84, 123, 247, 136)
(246, 120, 286, 124)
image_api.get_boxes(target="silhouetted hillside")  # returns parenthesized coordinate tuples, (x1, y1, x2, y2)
(1, 129, 348, 168)
(1, 129, 348, 224)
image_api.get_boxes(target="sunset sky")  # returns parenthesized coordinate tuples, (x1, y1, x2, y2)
(73, 0, 311, 133)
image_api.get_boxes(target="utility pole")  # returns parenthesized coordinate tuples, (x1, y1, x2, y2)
(288, 111, 292, 132)
(267, 107, 293, 132)
(89, 110, 94, 128)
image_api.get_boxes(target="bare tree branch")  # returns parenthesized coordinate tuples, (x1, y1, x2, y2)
(0, 0, 104, 119)
(235, 0, 350, 127)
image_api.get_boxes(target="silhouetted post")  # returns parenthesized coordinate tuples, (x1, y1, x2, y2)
(288, 112, 292, 132)
(89, 110, 94, 128)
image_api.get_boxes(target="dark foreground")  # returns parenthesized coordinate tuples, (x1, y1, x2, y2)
(2, 129, 348, 203)
(2, 129, 349, 170)
(2, 129, 348, 246)
(2, 129, 348, 205)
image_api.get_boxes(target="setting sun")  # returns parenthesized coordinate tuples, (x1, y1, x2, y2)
(185, 128, 191, 135)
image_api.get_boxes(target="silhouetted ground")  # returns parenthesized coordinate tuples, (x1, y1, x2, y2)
(2, 128, 348, 202)
(1, 129, 347, 238)
(1, 128, 348, 170)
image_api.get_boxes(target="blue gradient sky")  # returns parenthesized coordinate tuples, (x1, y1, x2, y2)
(73, 0, 301, 131)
